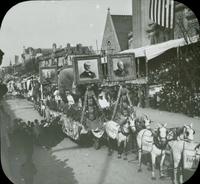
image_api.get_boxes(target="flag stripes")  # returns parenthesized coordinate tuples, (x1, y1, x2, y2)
(149, 0, 175, 29)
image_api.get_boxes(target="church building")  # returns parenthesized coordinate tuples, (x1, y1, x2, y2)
(101, 8, 132, 54)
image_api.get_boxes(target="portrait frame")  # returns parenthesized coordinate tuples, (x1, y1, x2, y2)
(39, 66, 58, 85)
(107, 53, 136, 82)
(73, 55, 103, 85)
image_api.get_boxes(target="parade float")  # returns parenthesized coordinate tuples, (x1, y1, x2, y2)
(38, 52, 137, 149)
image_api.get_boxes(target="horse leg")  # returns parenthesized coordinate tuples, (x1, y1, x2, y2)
(107, 137, 112, 156)
(137, 149, 142, 172)
(160, 153, 166, 179)
(123, 138, 128, 160)
(151, 153, 156, 180)
(173, 167, 178, 184)
(132, 133, 138, 153)
(117, 140, 122, 159)
(179, 160, 184, 184)
(173, 157, 180, 184)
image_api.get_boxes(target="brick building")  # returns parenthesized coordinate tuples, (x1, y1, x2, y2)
(38, 43, 95, 69)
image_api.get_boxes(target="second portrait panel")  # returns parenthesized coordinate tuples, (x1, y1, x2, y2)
(107, 53, 136, 82)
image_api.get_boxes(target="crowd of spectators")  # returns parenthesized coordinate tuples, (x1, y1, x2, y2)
(148, 51, 200, 117)
(149, 83, 200, 117)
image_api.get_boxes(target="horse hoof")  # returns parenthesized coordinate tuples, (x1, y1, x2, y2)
(118, 155, 122, 159)
(123, 157, 128, 160)
(108, 152, 112, 156)
(137, 169, 142, 172)
(151, 177, 156, 180)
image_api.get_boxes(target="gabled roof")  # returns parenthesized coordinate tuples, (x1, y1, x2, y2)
(37, 45, 94, 61)
(39, 49, 53, 56)
(111, 15, 132, 51)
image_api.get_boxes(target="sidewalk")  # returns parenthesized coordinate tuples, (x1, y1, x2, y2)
(4, 98, 43, 123)
(1, 98, 78, 184)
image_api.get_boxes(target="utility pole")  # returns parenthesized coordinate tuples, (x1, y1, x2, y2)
(96, 40, 99, 54)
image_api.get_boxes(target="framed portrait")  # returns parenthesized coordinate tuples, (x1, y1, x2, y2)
(107, 53, 136, 82)
(73, 55, 103, 85)
(39, 66, 58, 84)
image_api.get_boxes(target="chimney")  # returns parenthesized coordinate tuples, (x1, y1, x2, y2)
(67, 43, 71, 49)
(66, 43, 71, 54)
(23, 46, 26, 54)
(52, 43, 57, 52)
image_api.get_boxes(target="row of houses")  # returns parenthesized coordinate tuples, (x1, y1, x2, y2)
(1, 43, 95, 77)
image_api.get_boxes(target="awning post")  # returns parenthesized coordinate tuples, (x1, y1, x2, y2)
(145, 55, 149, 108)
(137, 58, 140, 77)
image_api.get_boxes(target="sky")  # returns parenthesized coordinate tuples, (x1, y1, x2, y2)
(0, 0, 132, 67)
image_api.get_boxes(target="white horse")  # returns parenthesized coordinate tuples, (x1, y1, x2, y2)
(131, 114, 152, 133)
(167, 123, 196, 184)
(129, 113, 152, 152)
(104, 114, 136, 160)
(137, 123, 168, 180)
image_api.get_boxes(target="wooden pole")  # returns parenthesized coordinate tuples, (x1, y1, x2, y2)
(111, 85, 122, 120)
(41, 84, 43, 100)
(126, 90, 133, 107)
(80, 86, 89, 124)
(177, 46, 180, 83)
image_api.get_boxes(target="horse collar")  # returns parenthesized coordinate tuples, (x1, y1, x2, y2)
(120, 127, 130, 136)
(154, 136, 167, 150)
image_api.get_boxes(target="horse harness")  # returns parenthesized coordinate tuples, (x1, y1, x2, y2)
(118, 117, 130, 137)
(140, 129, 167, 154)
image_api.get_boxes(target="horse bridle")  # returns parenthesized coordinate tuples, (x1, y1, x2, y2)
(119, 117, 131, 136)
(183, 125, 195, 141)
(154, 127, 168, 149)
(166, 126, 195, 142)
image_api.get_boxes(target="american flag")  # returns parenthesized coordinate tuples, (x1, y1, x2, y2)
(149, 0, 175, 29)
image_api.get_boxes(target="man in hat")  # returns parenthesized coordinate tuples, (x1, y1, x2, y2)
(0, 49, 4, 66)
(80, 61, 96, 79)
(0, 49, 8, 101)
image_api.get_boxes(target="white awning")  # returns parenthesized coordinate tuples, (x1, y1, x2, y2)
(120, 45, 148, 58)
(120, 36, 199, 60)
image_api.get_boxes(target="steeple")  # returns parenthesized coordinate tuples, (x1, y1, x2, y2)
(107, 7, 110, 15)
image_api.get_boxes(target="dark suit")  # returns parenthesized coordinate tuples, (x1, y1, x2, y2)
(80, 71, 96, 79)
(114, 69, 126, 77)
(0, 83, 8, 100)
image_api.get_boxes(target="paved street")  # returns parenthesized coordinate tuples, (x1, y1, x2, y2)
(1, 98, 200, 184)
(134, 107, 200, 142)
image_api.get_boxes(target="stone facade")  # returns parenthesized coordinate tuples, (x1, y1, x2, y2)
(131, 0, 152, 48)
(130, 0, 200, 49)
